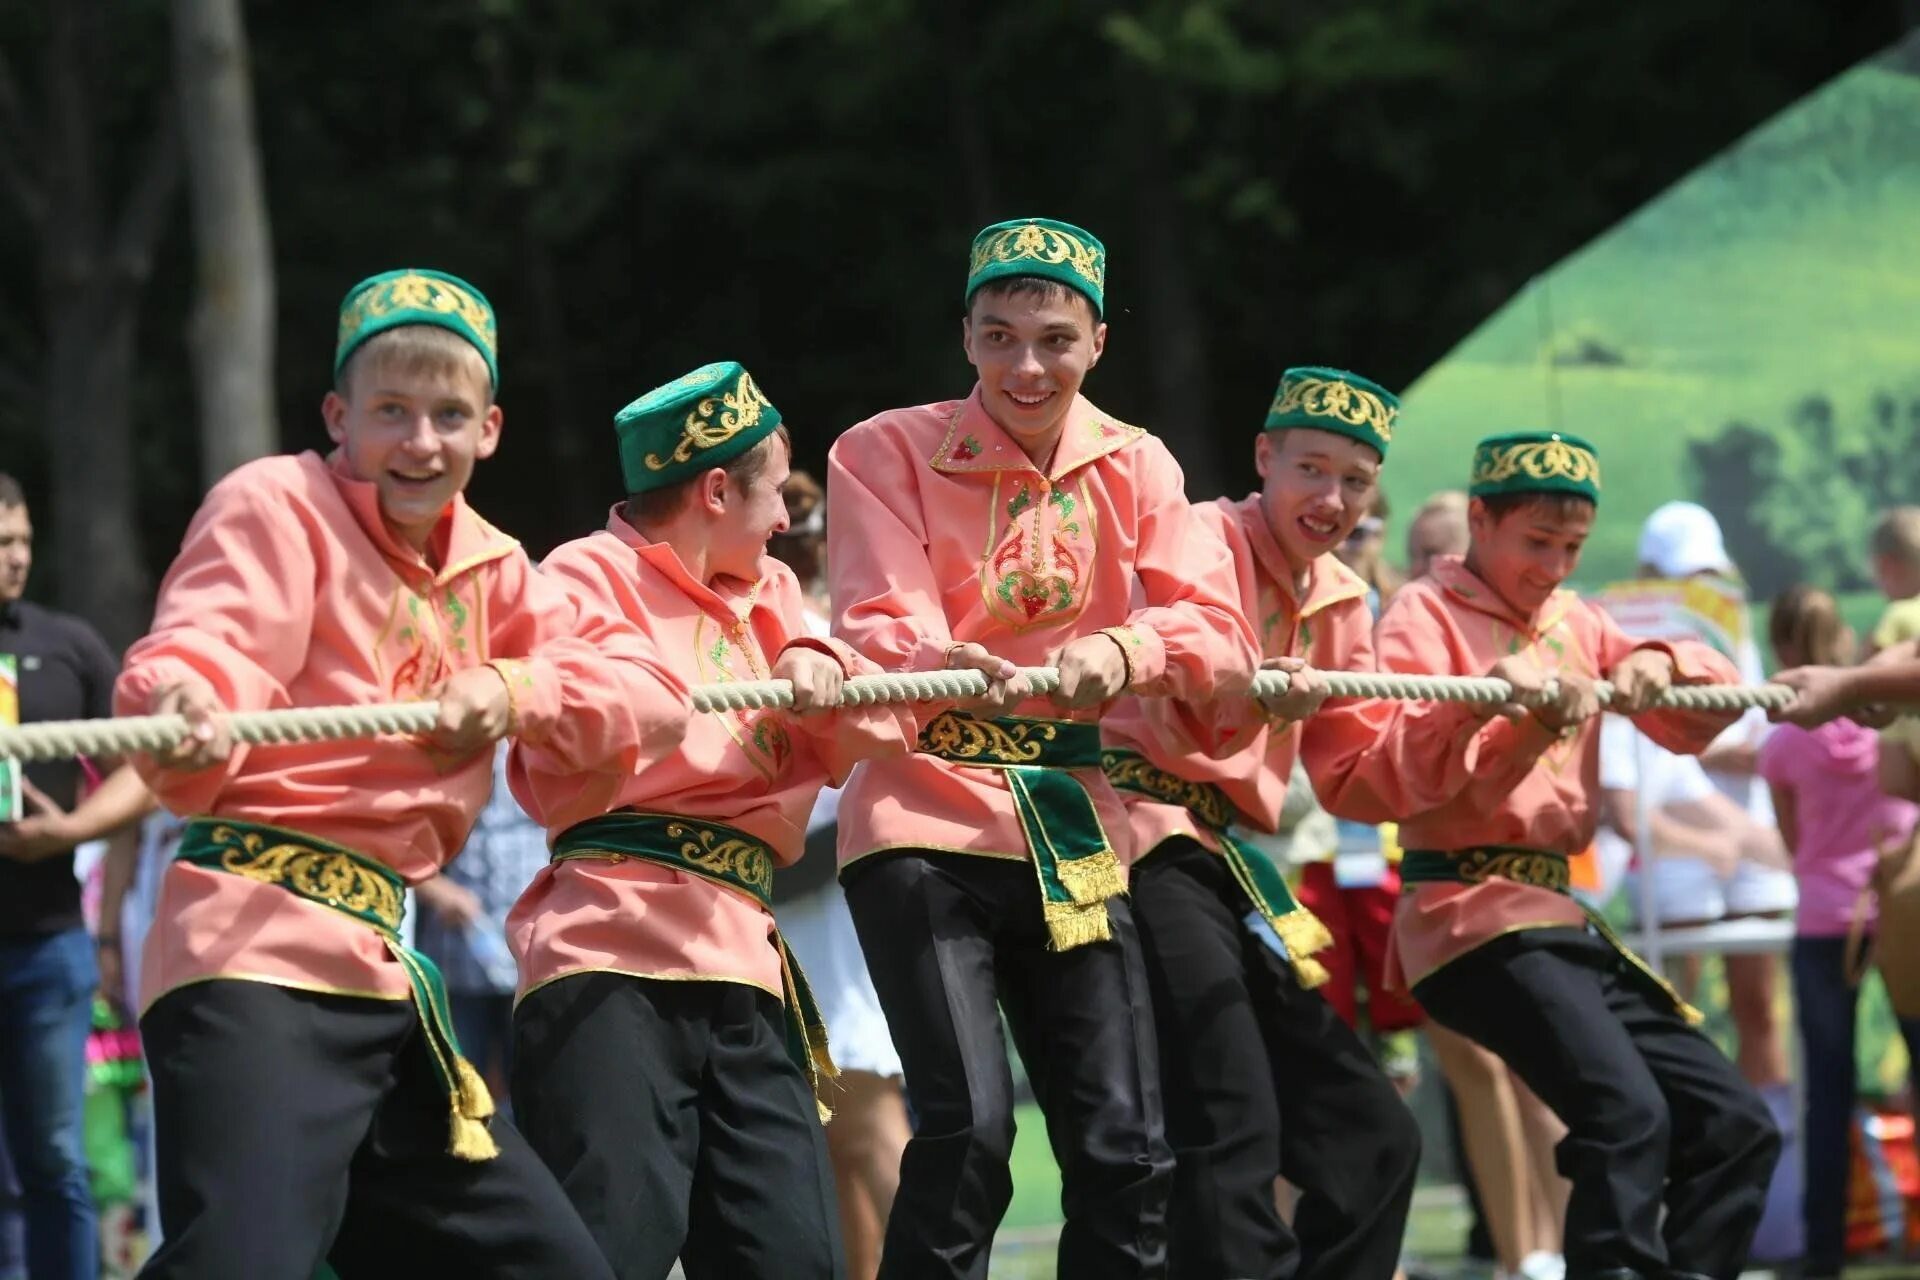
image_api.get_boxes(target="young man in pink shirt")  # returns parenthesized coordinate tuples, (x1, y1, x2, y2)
(116, 270, 688, 1279)
(827, 218, 1257, 1279)
(1100, 367, 1420, 1279)
(1315, 432, 1780, 1280)
(505, 362, 915, 1279)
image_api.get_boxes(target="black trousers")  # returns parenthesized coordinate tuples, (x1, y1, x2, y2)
(1130, 838, 1421, 1280)
(511, 972, 842, 1280)
(842, 850, 1171, 1280)
(137, 979, 611, 1280)
(1414, 927, 1781, 1280)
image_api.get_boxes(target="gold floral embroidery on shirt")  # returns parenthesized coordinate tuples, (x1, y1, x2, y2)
(1492, 617, 1591, 775)
(694, 591, 791, 781)
(372, 577, 488, 701)
(980, 473, 1094, 632)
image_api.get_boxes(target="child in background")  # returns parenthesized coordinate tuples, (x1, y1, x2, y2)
(1758, 585, 1920, 1280)
(1867, 507, 1920, 657)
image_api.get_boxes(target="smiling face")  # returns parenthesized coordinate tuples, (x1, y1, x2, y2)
(1254, 427, 1382, 572)
(322, 329, 501, 551)
(706, 430, 793, 583)
(1466, 494, 1596, 616)
(962, 281, 1107, 463)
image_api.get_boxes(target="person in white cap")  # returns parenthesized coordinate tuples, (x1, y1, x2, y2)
(1620, 501, 1795, 1087)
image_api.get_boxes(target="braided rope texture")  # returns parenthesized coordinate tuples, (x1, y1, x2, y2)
(0, 667, 1793, 764)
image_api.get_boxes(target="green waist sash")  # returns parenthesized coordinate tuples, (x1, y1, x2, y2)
(917, 711, 1125, 951)
(1400, 847, 1702, 1025)
(176, 819, 499, 1160)
(1101, 749, 1333, 989)
(551, 811, 839, 1120)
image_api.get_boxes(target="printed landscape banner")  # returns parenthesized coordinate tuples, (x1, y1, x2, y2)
(1389, 32, 1920, 626)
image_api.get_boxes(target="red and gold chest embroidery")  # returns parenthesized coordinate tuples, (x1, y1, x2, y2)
(694, 590, 791, 781)
(373, 576, 489, 700)
(981, 474, 1095, 631)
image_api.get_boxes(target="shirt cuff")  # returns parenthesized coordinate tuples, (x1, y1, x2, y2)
(1104, 623, 1165, 690)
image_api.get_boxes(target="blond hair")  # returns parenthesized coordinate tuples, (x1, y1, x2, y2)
(1768, 584, 1854, 669)
(337, 325, 493, 403)
(1870, 506, 1920, 568)
(1413, 490, 1468, 523)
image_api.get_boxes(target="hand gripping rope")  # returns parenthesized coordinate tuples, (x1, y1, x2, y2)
(0, 667, 1796, 765)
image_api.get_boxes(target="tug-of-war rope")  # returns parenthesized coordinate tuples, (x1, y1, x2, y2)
(0, 667, 1796, 765)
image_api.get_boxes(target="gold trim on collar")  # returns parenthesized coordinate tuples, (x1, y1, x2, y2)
(929, 406, 1143, 478)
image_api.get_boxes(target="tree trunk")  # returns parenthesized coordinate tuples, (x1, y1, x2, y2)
(44, 283, 150, 650)
(32, 0, 182, 650)
(173, 0, 277, 486)
(523, 225, 594, 532)
(1129, 95, 1223, 497)
(940, 8, 998, 226)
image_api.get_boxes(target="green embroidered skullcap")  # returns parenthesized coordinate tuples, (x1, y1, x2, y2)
(614, 362, 783, 495)
(335, 268, 500, 392)
(1469, 431, 1602, 503)
(1263, 366, 1398, 459)
(966, 217, 1106, 318)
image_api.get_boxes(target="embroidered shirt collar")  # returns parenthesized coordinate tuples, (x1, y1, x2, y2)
(1429, 553, 1572, 635)
(604, 505, 767, 624)
(1229, 493, 1371, 620)
(318, 450, 516, 585)
(929, 387, 1142, 480)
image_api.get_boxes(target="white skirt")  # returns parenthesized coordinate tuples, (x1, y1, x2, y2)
(776, 883, 903, 1079)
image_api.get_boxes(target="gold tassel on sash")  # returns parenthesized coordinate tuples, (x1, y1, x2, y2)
(1271, 908, 1335, 990)
(1044, 898, 1115, 950)
(448, 1058, 500, 1161)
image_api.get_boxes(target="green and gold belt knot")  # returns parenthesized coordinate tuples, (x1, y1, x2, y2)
(918, 710, 1125, 951)
(1101, 748, 1333, 989)
(551, 811, 840, 1121)
(176, 818, 501, 1160)
(1399, 847, 1702, 1025)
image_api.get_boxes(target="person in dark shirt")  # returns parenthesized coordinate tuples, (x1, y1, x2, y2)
(0, 473, 153, 1280)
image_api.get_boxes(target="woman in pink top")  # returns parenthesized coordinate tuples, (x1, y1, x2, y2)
(505, 363, 915, 1280)
(1758, 586, 1920, 1280)
(117, 271, 687, 1280)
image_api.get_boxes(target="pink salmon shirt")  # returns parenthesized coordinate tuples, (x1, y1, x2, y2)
(826, 387, 1258, 869)
(116, 451, 690, 1013)
(1102, 493, 1376, 859)
(507, 510, 917, 1001)
(1310, 554, 1740, 989)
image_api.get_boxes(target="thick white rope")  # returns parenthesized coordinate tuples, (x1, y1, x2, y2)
(0, 666, 1793, 764)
